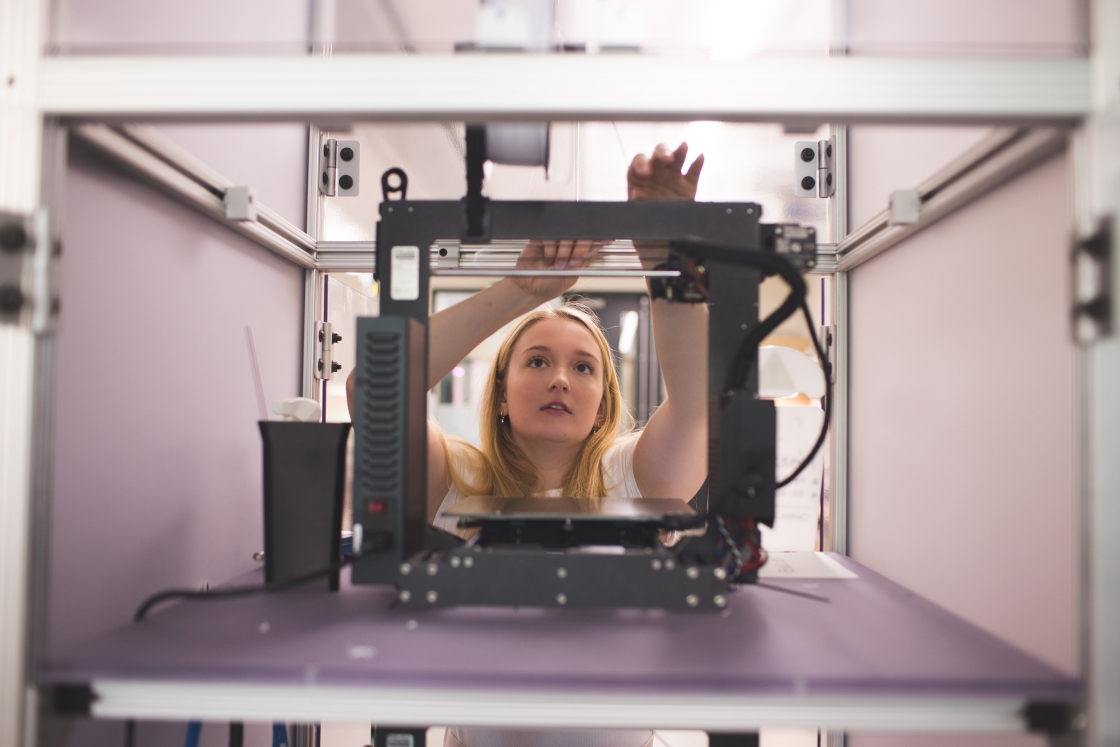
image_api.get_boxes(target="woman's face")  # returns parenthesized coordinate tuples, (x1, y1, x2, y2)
(501, 318, 606, 446)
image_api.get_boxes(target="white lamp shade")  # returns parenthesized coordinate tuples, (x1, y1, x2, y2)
(758, 345, 826, 399)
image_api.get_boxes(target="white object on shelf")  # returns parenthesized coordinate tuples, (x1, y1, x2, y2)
(272, 397, 321, 423)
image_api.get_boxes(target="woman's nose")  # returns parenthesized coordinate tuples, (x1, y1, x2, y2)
(548, 370, 569, 390)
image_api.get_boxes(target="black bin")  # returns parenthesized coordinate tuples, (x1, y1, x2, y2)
(259, 421, 351, 591)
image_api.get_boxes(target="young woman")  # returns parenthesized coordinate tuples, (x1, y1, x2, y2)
(349, 143, 709, 525)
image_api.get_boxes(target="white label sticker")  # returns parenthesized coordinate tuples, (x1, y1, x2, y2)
(390, 245, 420, 301)
(386, 735, 415, 747)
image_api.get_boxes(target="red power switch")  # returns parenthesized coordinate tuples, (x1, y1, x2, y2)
(367, 500, 388, 515)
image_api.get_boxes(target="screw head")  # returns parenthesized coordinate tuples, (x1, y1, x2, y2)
(0, 285, 24, 313)
(686, 594, 699, 607)
(714, 595, 728, 608)
(399, 563, 411, 575)
(426, 590, 438, 603)
(556, 593, 568, 605)
(427, 563, 439, 576)
(800, 147, 816, 162)
(0, 224, 26, 251)
(399, 590, 411, 602)
(714, 567, 727, 580)
(801, 176, 816, 191)
(664, 559, 675, 571)
(450, 556, 461, 568)
(340, 147, 354, 162)
(651, 559, 663, 571)
(463, 556, 474, 568)
(686, 567, 700, 580)
(556, 567, 568, 579)
(339, 175, 354, 190)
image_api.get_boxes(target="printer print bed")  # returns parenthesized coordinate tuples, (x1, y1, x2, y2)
(43, 554, 1079, 702)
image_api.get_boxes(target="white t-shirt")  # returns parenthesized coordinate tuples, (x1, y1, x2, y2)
(434, 434, 654, 747)
(432, 434, 643, 534)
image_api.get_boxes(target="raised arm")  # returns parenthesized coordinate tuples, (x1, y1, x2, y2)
(629, 143, 710, 500)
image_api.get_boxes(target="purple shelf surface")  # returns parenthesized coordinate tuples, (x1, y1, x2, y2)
(42, 554, 1080, 703)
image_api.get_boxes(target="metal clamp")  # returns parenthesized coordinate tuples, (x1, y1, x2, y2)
(314, 321, 343, 380)
(319, 138, 361, 197)
(0, 210, 56, 330)
(794, 136, 836, 199)
(1073, 216, 1113, 344)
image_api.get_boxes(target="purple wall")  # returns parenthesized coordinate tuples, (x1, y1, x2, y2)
(49, 141, 304, 655)
(842, 5, 1082, 745)
(152, 124, 311, 231)
(45, 1, 313, 745)
(848, 152, 1077, 673)
(45, 143, 307, 747)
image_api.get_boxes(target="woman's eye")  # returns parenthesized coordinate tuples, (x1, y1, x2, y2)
(575, 362, 594, 375)
(528, 357, 547, 368)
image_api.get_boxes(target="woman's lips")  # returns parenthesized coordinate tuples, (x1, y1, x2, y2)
(540, 402, 572, 415)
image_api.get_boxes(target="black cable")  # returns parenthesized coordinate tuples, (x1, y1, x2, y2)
(669, 238, 831, 492)
(669, 239, 807, 398)
(133, 536, 389, 622)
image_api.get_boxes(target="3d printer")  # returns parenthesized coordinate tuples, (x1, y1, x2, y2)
(350, 128, 828, 611)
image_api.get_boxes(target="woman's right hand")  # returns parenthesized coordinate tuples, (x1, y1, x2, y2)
(511, 240, 603, 302)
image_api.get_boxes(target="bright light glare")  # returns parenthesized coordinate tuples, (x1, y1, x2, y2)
(618, 311, 639, 355)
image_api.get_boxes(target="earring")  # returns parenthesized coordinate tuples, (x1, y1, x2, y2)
(500, 413, 508, 426)
(592, 423, 601, 434)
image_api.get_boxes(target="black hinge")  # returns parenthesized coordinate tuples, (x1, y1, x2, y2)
(1073, 216, 1113, 344)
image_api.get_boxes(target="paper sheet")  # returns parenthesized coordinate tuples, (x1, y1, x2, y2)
(758, 551, 858, 579)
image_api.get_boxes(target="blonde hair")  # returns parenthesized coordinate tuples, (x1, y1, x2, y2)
(442, 302, 630, 512)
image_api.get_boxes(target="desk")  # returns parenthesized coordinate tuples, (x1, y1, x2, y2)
(42, 554, 1079, 733)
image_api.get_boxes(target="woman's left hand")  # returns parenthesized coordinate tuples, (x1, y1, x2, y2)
(628, 142, 704, 269)
(511, 240, 604, 302)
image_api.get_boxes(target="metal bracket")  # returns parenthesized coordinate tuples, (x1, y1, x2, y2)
(314, 321, 343, 380)
(766, 224, 818, 270)
(889, 189, 921, 225)
(1, 210, 57, 330)
(820, 324, 835, 383)
(223, 186, 256, 221)
(794, 136, 836, 198)
(435, 244, 461, 268)
(1073, 216, 1113, 344)
(318, 138, 360, 197)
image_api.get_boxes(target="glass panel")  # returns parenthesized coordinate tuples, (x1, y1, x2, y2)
(49, 0, 1085, 58)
